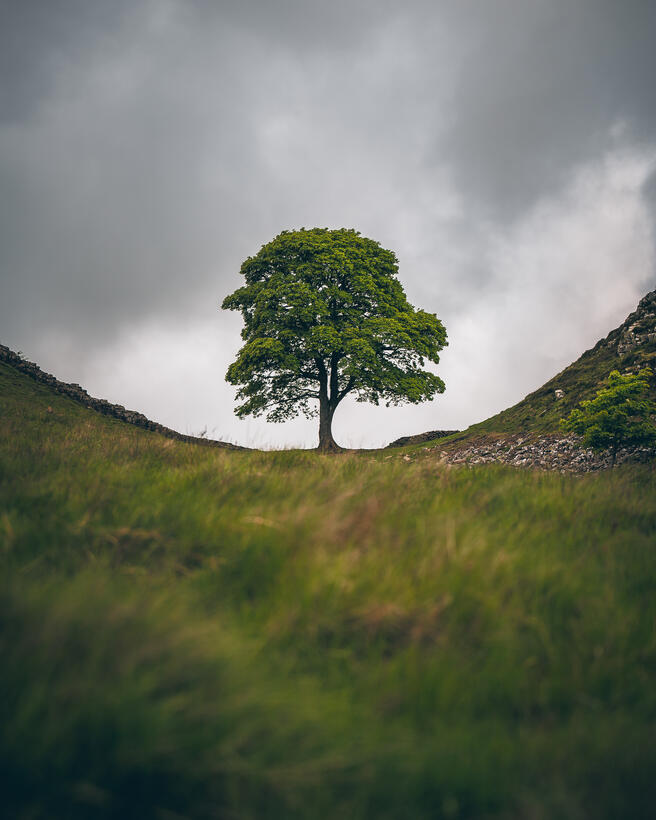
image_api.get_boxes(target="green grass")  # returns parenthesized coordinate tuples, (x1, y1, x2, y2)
(2, 360, 656, 818)
(468, 333, 656, 436)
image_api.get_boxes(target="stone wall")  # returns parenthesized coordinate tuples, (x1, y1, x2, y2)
(425, 433, 653, 473)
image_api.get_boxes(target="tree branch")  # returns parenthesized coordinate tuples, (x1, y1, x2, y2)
(337, 376, 355, 404)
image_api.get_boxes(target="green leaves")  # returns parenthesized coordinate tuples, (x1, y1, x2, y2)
(221, 228, 447, 432)
(562, 369, 656, 460)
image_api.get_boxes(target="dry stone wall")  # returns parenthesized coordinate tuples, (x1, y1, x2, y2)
(426, 433, 654, 473)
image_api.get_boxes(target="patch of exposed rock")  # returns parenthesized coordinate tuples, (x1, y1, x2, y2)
(604, 289, 656, 356)
(0, 344, 246, 450)
(424, 433, 653, 473)
(387, 430, 459, 448)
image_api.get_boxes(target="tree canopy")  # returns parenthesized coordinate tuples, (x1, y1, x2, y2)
(561, 368, 656, 465)
(221, 228, 447, 450)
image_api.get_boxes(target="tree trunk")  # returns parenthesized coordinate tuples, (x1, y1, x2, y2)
(318, 387, 340, 452)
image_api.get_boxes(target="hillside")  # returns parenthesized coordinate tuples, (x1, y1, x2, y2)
(390, 290, 656, 470)
(471, 289, 656, 434)
(1, 355, 656, 818)
(0, 344, 245, 450)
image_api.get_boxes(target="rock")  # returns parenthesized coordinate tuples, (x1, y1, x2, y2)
(613, 290, 656, 355)
(429, 432, 654, 473)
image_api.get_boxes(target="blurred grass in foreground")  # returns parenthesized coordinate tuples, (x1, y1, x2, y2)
(1, 361, 656, 818)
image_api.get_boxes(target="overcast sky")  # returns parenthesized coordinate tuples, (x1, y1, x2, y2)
(2, 0, 656, 447)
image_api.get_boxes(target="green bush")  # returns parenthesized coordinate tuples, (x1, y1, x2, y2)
(562, 369, 656, 464)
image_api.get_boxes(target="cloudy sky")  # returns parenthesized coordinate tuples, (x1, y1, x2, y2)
(2, 0, 656, 448)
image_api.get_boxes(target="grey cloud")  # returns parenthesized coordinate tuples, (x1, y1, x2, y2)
(1, 0, 655, 446)
(0, 2, 277, 345)
(642, 166, 656, 263)
(194, 0, 399, 52)
(0, 0, 450, 350)
(0, 0, 135, 123)
(436, 0, 656, 219)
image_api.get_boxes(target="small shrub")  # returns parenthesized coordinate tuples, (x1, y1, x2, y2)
(562, 369, 656, 465)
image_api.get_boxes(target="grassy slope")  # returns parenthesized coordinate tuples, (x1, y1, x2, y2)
(461, 313, 656, 439)
(2, 360, 656, 818)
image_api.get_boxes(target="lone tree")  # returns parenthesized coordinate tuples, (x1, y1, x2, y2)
(222, 228, 447, 451)
(561, 368, 656, 466)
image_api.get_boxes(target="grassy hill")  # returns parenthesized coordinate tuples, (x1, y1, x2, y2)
(2, 357, 656, 818)
(468, 289, 656, 436)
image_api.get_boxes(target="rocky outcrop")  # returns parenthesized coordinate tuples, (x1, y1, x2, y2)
(605, 289, 656, 356)
(387, 430, 459, 448)
(425, 433, 653, 473)
(0, 344, 246, 450)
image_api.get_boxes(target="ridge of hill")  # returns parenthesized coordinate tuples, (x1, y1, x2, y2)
(0, 343, 245, 450)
